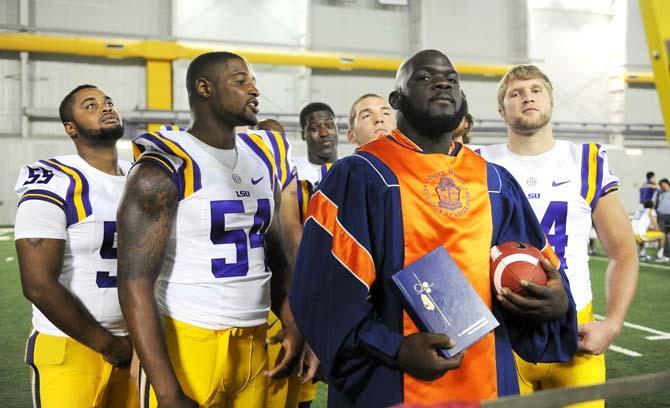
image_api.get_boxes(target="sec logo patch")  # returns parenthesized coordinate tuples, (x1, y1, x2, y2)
(423, 169, 470, 218)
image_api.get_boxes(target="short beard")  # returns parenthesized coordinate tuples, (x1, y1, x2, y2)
(399, 93, 467, 136)
(77, 123, 125, 146)
(508, 111, 551, 133)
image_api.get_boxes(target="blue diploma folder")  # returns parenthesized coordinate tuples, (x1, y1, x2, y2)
(390, 246, 499, 358)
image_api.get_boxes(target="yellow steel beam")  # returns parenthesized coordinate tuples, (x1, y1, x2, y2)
(624, 71, 654, 84)
(146, 60, 172, 133)
(0, 32, 511, 76)
(639, 0, 670, 144)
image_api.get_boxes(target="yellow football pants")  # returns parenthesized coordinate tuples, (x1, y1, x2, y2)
(265, 311, 317, 408)
(140, 317, 268, 408)
(24, 329, 137, 407)
(515, 303, 606, 408)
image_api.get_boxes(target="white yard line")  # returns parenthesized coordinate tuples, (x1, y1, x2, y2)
(594, 314, 670, 340)
(590, 255, 670, 270)
(608, 345, 642, 357)
(0, 236, 10, 241)
(5, 257, 14, 262)
(0, 228, 14, 235)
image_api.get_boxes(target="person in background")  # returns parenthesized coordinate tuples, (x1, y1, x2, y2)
(640, 171, 658, 205)
(655, 178, 670, 261)
(452, 112, 474, 145)
(257, 118, 286, 134)
(346, 93, 396, 146)
(633, 200, 664, 261)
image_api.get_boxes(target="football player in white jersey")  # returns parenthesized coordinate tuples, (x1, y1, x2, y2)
(479, 65, 638, 407)
(15, 85, 135, 407)
(116, 52, 302, 408)
(293, 102, 339, 192)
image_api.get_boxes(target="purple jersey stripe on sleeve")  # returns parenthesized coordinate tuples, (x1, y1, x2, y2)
(49, 158, 93, 217)
(580, 144, 590, 200)
(37, 160, 85, 226)
(591, 144, 604, 209)
(601, 181, 619, 196)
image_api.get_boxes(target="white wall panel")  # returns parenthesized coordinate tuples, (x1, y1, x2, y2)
(34, 0, 170, 36)
(415, 0, 526, 62)
(310, 5, 409, 54)
(625, 0, 650, 69)
(528, 5, 622, 123)
(174, 0, 307, 47)
(623, 87, 663, 124)
(0, 56, 21, 136)
(0, 0, 19, 25)
(31, 57, 146, 111)
(460, 79, 503, 121)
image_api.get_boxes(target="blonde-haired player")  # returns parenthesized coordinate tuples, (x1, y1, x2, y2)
(15, 85, 135, 407)
(479, 65, 638, 407)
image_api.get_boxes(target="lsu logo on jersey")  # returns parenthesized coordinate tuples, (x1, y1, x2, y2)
(422, 169, 471, 218)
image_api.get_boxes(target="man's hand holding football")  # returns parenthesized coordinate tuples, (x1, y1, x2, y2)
(497, 258, 569, 321)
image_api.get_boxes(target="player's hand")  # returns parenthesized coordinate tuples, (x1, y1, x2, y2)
(265, 320, 304, 379)
(297, 342, 321, 384)
(497, 258, 569, 321)
(578, 320, 620, 355)
(397, 333, 463, 381)
(101, 335, 133, 368)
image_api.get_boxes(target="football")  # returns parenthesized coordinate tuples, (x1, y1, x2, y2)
(490, 241, 547, 296)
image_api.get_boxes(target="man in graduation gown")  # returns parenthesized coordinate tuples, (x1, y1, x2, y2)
(289, 49, 578, 407)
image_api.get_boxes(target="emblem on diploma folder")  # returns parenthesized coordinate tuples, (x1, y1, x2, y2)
(391, 247, 499, 358)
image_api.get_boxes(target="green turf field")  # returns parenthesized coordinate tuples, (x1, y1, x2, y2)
(1, 229, 668, 407)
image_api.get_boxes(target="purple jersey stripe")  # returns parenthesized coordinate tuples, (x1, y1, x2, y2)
(264, 130, 286, 187)
(49, 158, 93, 218)
(37, 160, 80, 226)
(580, 144, 590, 200)
(158, 131, 202, 192)
(136, 132, 203, 194)
(19, 189, 66, 208)
(591, 144, 604, 209)
(601, 181, 619, 196)
(133, 154, 184, 200)
(25, 331, 41, 407)
(238, 133, 276, 191)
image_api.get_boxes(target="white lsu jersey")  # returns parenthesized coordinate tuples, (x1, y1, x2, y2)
(14, 155, 131, 337)
(133, 129, 281, 329)
(479, 141, 619, 311)
(294, 157, 333, 189)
